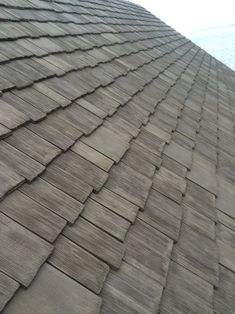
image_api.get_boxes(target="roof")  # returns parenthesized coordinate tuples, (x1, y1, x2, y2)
(0, 0, 235, 313)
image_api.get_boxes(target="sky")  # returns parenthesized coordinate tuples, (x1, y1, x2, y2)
(130, 0, 235, 35)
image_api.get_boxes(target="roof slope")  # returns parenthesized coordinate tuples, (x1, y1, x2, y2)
(0, 0, 235, 313)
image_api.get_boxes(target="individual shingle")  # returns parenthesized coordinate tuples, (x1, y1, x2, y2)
(5, 127, 61, 165)
(187, 152, 217, 195)
(164, 140, 192, 169)
(218, 151, 235, 185)
(124, 219, 173, 285)
(27, 120, 74, 151)
(71, 141, 114, 171)
(78, 98, 107, 119)
(20, 178, 83, 224)
(60, 104, 103, 135)
(214, 265, 235, 314)
(2, 92, 45, 122)
(81, 198, 130, 241)
(162, 155, 187, 177)
(49, 235, 109, 294)
(0, 99, 29, 130)
(121, 146, 156, 178)
(217, 222, 235, 272)
(0, 190, 66, 243)
(0, 141, 45, 181)
(82, 126, 130, 163)
(138, 189, 182, 241)
(0, 160, 25, 199)
(0, 272, 19, 312)
(64, 217, 125, 270)
(134, 129, 165, 156)
(104, 115, 139, 138)
(130, 142, 162, 168)
(0, 64, 32, 89)
(35, 112, 83, 142)
(0, 213, 53, 287)
(0, 123, 11, 139)
(101, 262, 163, 314)
(106, 162, 152, 209)
(12, 88, 59, 114)
(153, 166, 186, 203)
(33, 82, 71, 108)
(53, 151, 108, 192)
(217, 209, 235, 232)
(41, 163, 93, 203)
(90, 187, 139, 223)
(160, 262, 214, 314)
(182, 204, 216, 240)
(3, 263, 102, 314)
(184, 180, 216, 220)
(143, 123, 171, 143)
(172, 223, 219, 286)
(216, 177, 235, 219)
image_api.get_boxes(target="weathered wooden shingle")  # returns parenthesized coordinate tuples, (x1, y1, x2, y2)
(63, 218, 125, 270)
(0, 141, 45, 181)
(153, 166, 186, 203)
(71, 141, 114, 171)
(0, 213, 53, 287)
(172, 223, 219, 286)
(214, 266, 235, 314)
(101, 262, 163, 314)
(49, 235, 109, 294)
(187, 152, 217, 195)
(5, 127, 61, 165)
(138, 189, 182, 241)
(82, 126, 130, 163)
(20, 178, 83, 223)
(160, 262, 214, 314)
(90, 187, 139, 223)
(0, 190, 66, 242)
(106, 162, 152, 209)
(0, 272, 19, 312)
(184, 179, 216, 221)
(124, 219, 173, 285)
(81, 198, 130, 241)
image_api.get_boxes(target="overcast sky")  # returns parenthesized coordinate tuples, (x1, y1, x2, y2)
(130, 0, 235, 35)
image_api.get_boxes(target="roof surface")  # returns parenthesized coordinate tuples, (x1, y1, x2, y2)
(0, 0, 235, 313)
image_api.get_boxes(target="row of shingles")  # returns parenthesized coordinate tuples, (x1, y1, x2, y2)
(0, 28, 183, 199)
(0, 0, 156, 22)
(0, 27, 177, 128)
(159, 52, 220, 314)
(0, 22, 173, 64)
(99, 44, 201, 313)
(0, 5, 163, 36)
(0, 32, 190, 312)
(213, 60, 235, 313)
(0, 0, 153, 23)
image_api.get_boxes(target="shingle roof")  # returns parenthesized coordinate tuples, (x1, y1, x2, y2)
(0, 0, 235, 313)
